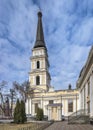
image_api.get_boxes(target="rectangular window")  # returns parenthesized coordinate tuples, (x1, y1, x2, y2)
(36, 76, 40, 85)
(35, 103, 38, 113)
(68, 100, 73, 112)
(49, 100, 53, 104)
(37, 61, 40, 69)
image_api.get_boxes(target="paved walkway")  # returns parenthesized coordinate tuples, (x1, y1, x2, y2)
(45, 121, 93, 130)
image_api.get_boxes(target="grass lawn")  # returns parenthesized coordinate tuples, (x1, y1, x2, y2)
(0, 122, 41, 130)
(0, 122, 50, 130)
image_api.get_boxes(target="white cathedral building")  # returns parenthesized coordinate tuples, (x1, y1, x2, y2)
(25, 11, 93, 121)
(77, 46, 93, 118)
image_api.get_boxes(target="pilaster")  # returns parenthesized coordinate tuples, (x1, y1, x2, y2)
(90, 73, 93, 117)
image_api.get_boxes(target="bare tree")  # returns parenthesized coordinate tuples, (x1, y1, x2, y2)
(0, 81, 17, 117)
(0, 80, 7, 90)
(13, 81, 31, 102)
(0, 81, 8, 113)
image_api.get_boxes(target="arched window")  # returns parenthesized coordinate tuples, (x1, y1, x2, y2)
(37, 61, 40, 69)
(36, 76, 40, 85)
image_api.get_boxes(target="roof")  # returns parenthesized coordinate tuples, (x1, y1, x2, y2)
(34, 11, 46, 49)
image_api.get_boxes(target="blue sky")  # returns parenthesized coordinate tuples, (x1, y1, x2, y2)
(0, 0, 93, 90)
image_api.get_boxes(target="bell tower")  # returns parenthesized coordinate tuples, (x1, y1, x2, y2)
(29, 12, 51, 92)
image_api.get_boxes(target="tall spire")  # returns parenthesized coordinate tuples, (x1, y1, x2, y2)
(34, 11, 46, 48)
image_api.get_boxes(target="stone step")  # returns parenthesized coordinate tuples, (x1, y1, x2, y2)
(68, 115, 89, 124)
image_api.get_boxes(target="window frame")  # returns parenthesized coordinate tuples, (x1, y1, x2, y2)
(68, 99, 73, 112)
(37, 61, 40, 69)
(36, 76, 40, 85)
(35, 103, 38, 113)
(49, 100, 53, 104)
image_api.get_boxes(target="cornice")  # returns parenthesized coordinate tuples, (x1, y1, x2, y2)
(29, 69, 49, 74)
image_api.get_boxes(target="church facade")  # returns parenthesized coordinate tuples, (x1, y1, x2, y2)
(77, 46, 93, 118)
(25, 12, 79, 121)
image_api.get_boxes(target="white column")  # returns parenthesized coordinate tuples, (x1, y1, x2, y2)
(40, 75, 42, 85)
(43, 101, 45, 114)
(58, 108, 61, 121)
(82, 89, 84, 109)
(85, 83, 88, 110)
(65, 100, 68, 116)
(79, 90, 81, 110)
(25, 99, 28, 114)
(90, 73, 93, 117)
(28, 98, 30, 114)
(81, 89, 84, 109)
(77, 97, 79, 111)
(32, 103, 34, 116)
(73, 99, 76, 112)
(41, 96, 44, 109)
(29, 98, 32, 114)
(48, 108, 51, 120)
(32, 76, 35, 86)
(34, 76, 36, 85)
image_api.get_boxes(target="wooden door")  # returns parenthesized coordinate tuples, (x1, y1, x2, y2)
(51, 107, 57, 120)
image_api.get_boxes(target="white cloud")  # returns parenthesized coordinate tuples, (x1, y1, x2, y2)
(50, 45, 91, 89)
(0, 0, 93, 90)
(72, 17, 93, 45)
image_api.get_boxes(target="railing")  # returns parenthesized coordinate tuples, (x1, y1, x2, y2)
(68, 109, 89, 123)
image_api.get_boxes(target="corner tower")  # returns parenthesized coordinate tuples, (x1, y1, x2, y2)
(29, 12, 51, 92)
